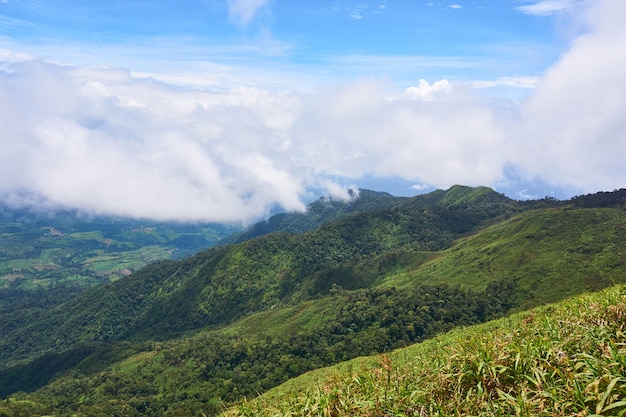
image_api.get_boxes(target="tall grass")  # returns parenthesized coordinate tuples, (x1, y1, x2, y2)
(224, 284, 626, 416)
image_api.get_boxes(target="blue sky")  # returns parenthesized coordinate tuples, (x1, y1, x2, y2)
(1, 1, 560, 86)
(1, 0, 625, 221)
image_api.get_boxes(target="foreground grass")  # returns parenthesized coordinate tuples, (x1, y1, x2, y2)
(224, 284, 626, 416)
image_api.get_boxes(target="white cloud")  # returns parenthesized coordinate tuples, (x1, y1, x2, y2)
(516, 0, 584, 16)
(0, 0, 624, 221)
(402, 79, 452, 101)
(447, 4, 462, 10)
(514, 0, 626, 191)
(321, 182, 360, 202)
(290, 79, 506, 188)
(411, 183, 430, 191)
(0, 62, 508, 221)
(334, 3, 389, 20)
(0, 48, 32, 64)
(0, 61, 305, 222)
(350, 9, 364, 20)
(228, 0, 271, 26)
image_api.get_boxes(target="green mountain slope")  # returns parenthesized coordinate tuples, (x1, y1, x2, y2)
(0, 187, 624, 416)
(223, 283, 626, 417)
(384, 206, 626, 304)
(0, 186, 526, 367)
(220, 189, 404, 244)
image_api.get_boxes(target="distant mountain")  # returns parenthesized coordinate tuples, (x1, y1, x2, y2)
(222, 185, 525, 245)
(220, 189, 403, 244)
(0, 186, 625, 416)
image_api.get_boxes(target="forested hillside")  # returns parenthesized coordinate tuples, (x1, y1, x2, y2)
(0, 186, 528, 366)
(221, 189, 404, 244)
(0, 186, 624, 416)
(224, 284, 626, 417)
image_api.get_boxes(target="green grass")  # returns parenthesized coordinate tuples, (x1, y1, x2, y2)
(223, 297, 339, 339)
(382, 207, 626, 306)
(68, 231, 106, 240)
(224, 283, 626, 417)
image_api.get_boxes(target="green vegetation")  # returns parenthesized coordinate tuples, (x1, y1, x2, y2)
(221, 189, 404, 244)
(226, 284, 626, 417)
(0, 186, 624, 416)
(0, 204, 239, 291)
(0, 186, 534, 368)
(385, 207, 626, 304)
(0, 280, 517, 415)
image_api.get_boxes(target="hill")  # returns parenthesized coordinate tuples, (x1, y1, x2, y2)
(220, 189, 403, 244)
(223, 283, 626, 417)
(0, 186, 624, 416)
(222, 185, 532, 245)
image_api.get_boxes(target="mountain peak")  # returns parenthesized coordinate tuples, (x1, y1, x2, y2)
(440, 185, 500, 205)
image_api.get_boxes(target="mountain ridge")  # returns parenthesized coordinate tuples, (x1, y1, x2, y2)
(1, 187, 525, 366)
(220, 188, 404, 244)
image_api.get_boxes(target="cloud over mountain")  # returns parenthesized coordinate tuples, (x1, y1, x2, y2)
(0, 0, 624, 222)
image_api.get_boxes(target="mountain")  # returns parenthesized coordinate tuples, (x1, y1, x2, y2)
(0, 186, 525, 364)
(220, 189, 403, 244)
(222, 185, 530, 245)
(0, 203, 240, 291)
(0, 186, 624, 416)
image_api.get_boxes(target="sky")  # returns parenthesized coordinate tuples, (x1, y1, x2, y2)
(0, 0, 625, 222)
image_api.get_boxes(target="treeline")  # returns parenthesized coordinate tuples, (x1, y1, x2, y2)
(2, 280, 518, 416)
(571, 188, 626, 208)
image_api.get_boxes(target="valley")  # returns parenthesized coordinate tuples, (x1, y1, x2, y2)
(0, 205, 239, 290)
